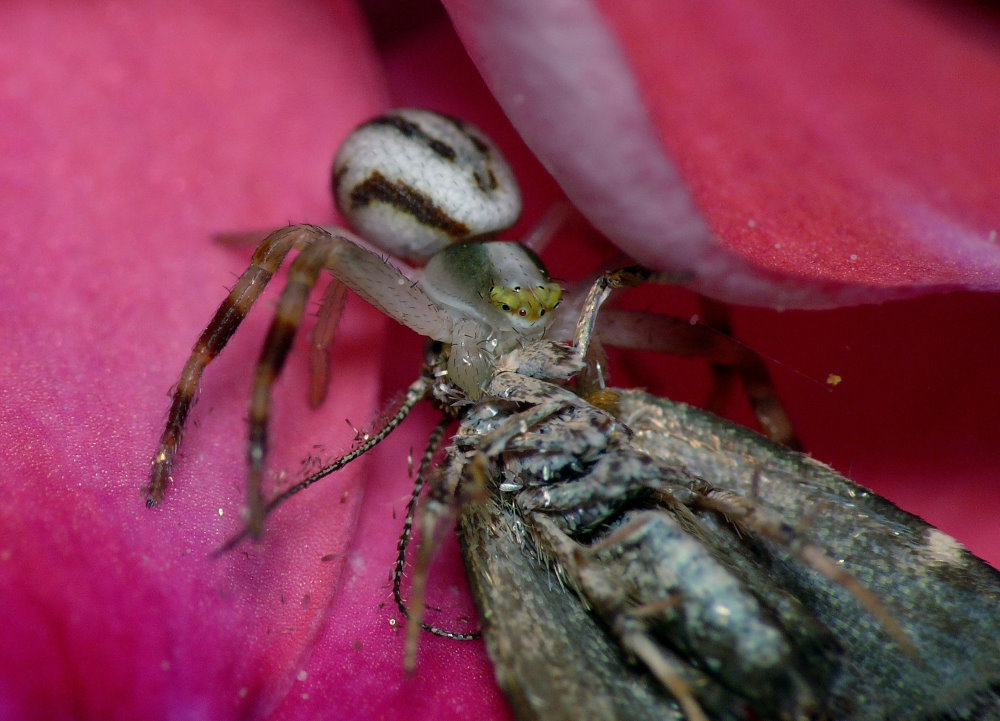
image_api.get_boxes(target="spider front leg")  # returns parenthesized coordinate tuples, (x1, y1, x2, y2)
(237, 227, 456, 537)
(147, 223, 455, 529)
(551, 266, 800, 448)
(146, 225, 314, 506)
(594, 301, 801, 449)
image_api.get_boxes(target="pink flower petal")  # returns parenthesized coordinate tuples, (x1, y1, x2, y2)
(446, 0, 1000, 306)
(0, 2, 399, 718)
(2, 3, 997, 721)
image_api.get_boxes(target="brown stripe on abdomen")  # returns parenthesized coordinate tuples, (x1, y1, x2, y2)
(368, 115, 458, 162)
(350, 171, 471, 238)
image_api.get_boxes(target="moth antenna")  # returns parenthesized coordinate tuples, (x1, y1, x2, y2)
(214, 376, 430, 555)
(394, 423, 483, 653)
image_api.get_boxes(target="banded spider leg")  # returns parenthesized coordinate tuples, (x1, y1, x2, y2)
(146, 224, 453, 537)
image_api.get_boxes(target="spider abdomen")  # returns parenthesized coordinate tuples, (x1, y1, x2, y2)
(332, 109, 522, 263)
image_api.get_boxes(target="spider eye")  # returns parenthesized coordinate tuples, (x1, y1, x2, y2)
(488, 282, 561, 323)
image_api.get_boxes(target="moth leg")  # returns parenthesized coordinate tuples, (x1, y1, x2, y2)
(215, 375, 431, 553)
(533, 505, 830, 720)
(402, 448, 485, 670)
(307, 277, 348, 408)
(394, 415, 451, 624)
(392, 415, 479, 644)
(515, 447, 914, 712)
(619, 624, 712, 721)
(146, 225, 315, 506)
(528, 513, 719, 721)
(689, 486, 916, 656)
(519, 446, 910, 657)
(529, 464, 913, 655)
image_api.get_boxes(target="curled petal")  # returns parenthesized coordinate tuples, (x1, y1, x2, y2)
(446, 0, 1000, 307)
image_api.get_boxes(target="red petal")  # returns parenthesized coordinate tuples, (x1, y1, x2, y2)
(0, 2, 394, 718)
(446, 0, 1000, 307)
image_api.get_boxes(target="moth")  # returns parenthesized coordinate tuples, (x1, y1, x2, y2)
(417, 271, 1000, 721)
(456, 384, 1000, 721)
(147, 109, 1000, 721)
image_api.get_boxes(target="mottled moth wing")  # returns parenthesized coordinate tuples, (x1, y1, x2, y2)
(460, 496, 697, 721)
(459, 388, 1000, 721)
(619, 389, 1000, 720)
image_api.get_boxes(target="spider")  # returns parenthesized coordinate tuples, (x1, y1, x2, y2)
(144, 108, 792, 539)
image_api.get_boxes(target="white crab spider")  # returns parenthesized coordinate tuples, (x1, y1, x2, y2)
(143, 109, 946, 721)
(147, 107, 793, 541)
(147, 109, 563, 531)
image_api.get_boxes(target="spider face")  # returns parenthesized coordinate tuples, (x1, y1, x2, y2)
(422, 241, 562, 338)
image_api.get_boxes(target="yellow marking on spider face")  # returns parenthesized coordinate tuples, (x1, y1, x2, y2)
(488, 282, 562, 322)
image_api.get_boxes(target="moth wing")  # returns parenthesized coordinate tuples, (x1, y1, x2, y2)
(618, 389, 1000, 721)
